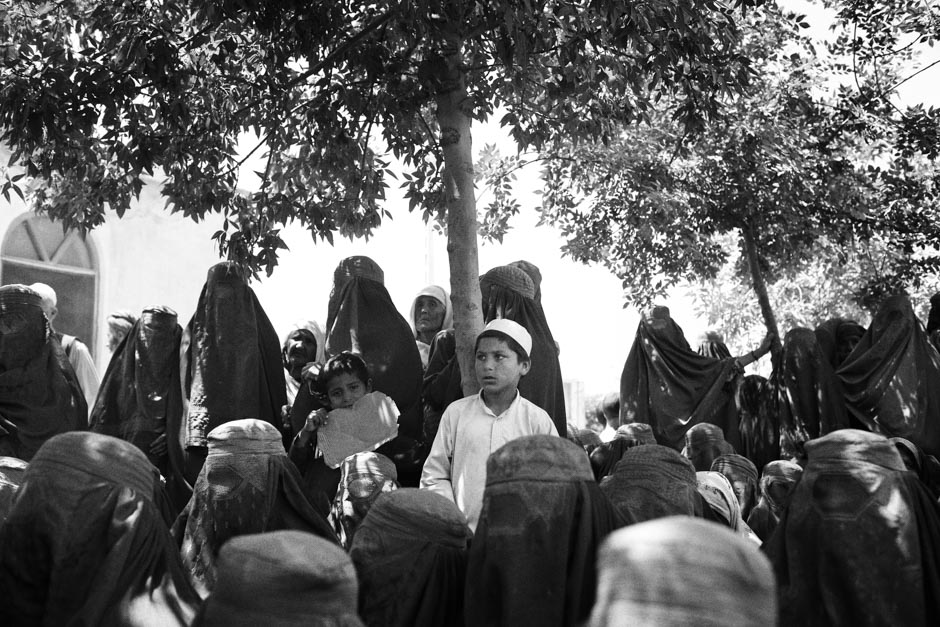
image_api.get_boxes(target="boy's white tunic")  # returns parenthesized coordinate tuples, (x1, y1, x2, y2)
(420, 390, 558, 531)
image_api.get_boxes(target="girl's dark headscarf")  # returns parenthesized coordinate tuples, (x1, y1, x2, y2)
(466, 435, 623, 627)
(351, 489, 471, 627)
(837, 294, 940, 457)
(763, 429, 940, 625)
(696, 330, 732, 360)
(815, 317, 866, 370)
(767, 327, 849, 461)
(174, 419, 337, 597)
(90, 305, 190, 514)
(619, 306, 739, 451)
(480, 265, 568, 435)
(599, 444, 699, 524)
(323, 256, 425, 484)
(0, 432, 200, 625)
(183, 262, 286, 474)
(711, 453, 759, 520)
(0, 285, 86, 461)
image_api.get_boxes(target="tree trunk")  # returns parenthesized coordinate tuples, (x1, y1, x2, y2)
(742, 223, 783, 358)
(435, 35, 484, 397)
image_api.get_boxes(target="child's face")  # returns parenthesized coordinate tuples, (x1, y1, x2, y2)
(326, 372, 370, 409)
(475, 336, 530, 397)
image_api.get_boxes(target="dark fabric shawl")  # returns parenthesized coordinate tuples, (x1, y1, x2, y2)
(0, 455, 27, 526)
(0, 285, 86, 461)
(351, 489, 471, 627)
(466, 435, 624, 627)
(619, 307, 739, 451)
(91, 306, 190, 513)
(763, 429, 940, 626)
(195, 531, 363, 627)
(767, 327, 849, 460)
(814, 317, 866, 371)
(0, 432, 199, 626)
(837, 295, 940, 457)
(184, 262, 286, 453)
(323, 256, 425, 485)
(891, 436, 940, 501)
(174, 419, 337, 597)
(479, 266, 568, 436)
(599, 444, 699, 524)
(735, 374, 778, 472)
(589, 439, 636, 482)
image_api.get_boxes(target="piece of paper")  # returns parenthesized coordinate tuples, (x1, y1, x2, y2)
(317, 391, 400, 469)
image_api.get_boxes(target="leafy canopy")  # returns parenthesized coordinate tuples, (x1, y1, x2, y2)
(0, 0, 754, 275)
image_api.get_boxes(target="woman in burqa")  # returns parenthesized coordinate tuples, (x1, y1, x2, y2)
(599, 444, 699, 524)
(0, 432, 200, 625)
(331, 452, 399, 548)
(0, 284, 86, 461)
(319, 256, 425, 486)
(763, 429, 940, 626)
(182, 262, 286, 483)
(618, 306, 741, 451)
(814, 317, 866, 370)
(195, 531, 364, 627)
(174, 419, 337, 597)
(351, 489, 471, 627)
(766, 327, 849, 462)
(589, 422, 657, 482)
(710, 453, 759, 521)
(735, 374, 778, 473)
(423, 265, 568, 437)
(90, 306, 190, 514)
(745, 459, 803, 543)
(837, 294, 940, 457)
(466, 435, 623, 627)
(589, 517, 777, 627)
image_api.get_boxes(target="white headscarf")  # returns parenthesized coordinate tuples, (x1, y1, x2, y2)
(409, 285, 453, 367)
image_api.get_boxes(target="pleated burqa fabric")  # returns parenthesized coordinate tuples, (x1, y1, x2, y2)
(599, 445, 699, 524)
(351, 489, 471, 627)
(194, 531, 364, 627)
(837, 294, 940, 457)
(763, 429, 940, 626)
(619, 306, 739, 451)
(183, 262, 286, 480)
(589, 517, 777, 627)
(324, 256, 425, 485)
(174, 420, 337, 597)
(0, 432, 200, 626)
(0, 285, 86, 461)
(466, 435, 624, 627)
(767, 327, 849, 460)
(90, 306, 190, 513)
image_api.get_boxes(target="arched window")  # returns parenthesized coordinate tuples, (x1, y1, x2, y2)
(1, 214, 99, 357)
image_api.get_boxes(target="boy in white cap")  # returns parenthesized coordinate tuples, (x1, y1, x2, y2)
(420, 318, 558, 531)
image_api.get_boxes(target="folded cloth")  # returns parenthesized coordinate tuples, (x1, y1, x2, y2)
(318, 392, 400, 469)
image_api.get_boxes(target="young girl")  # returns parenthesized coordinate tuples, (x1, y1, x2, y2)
(290, 352, 398, 506)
